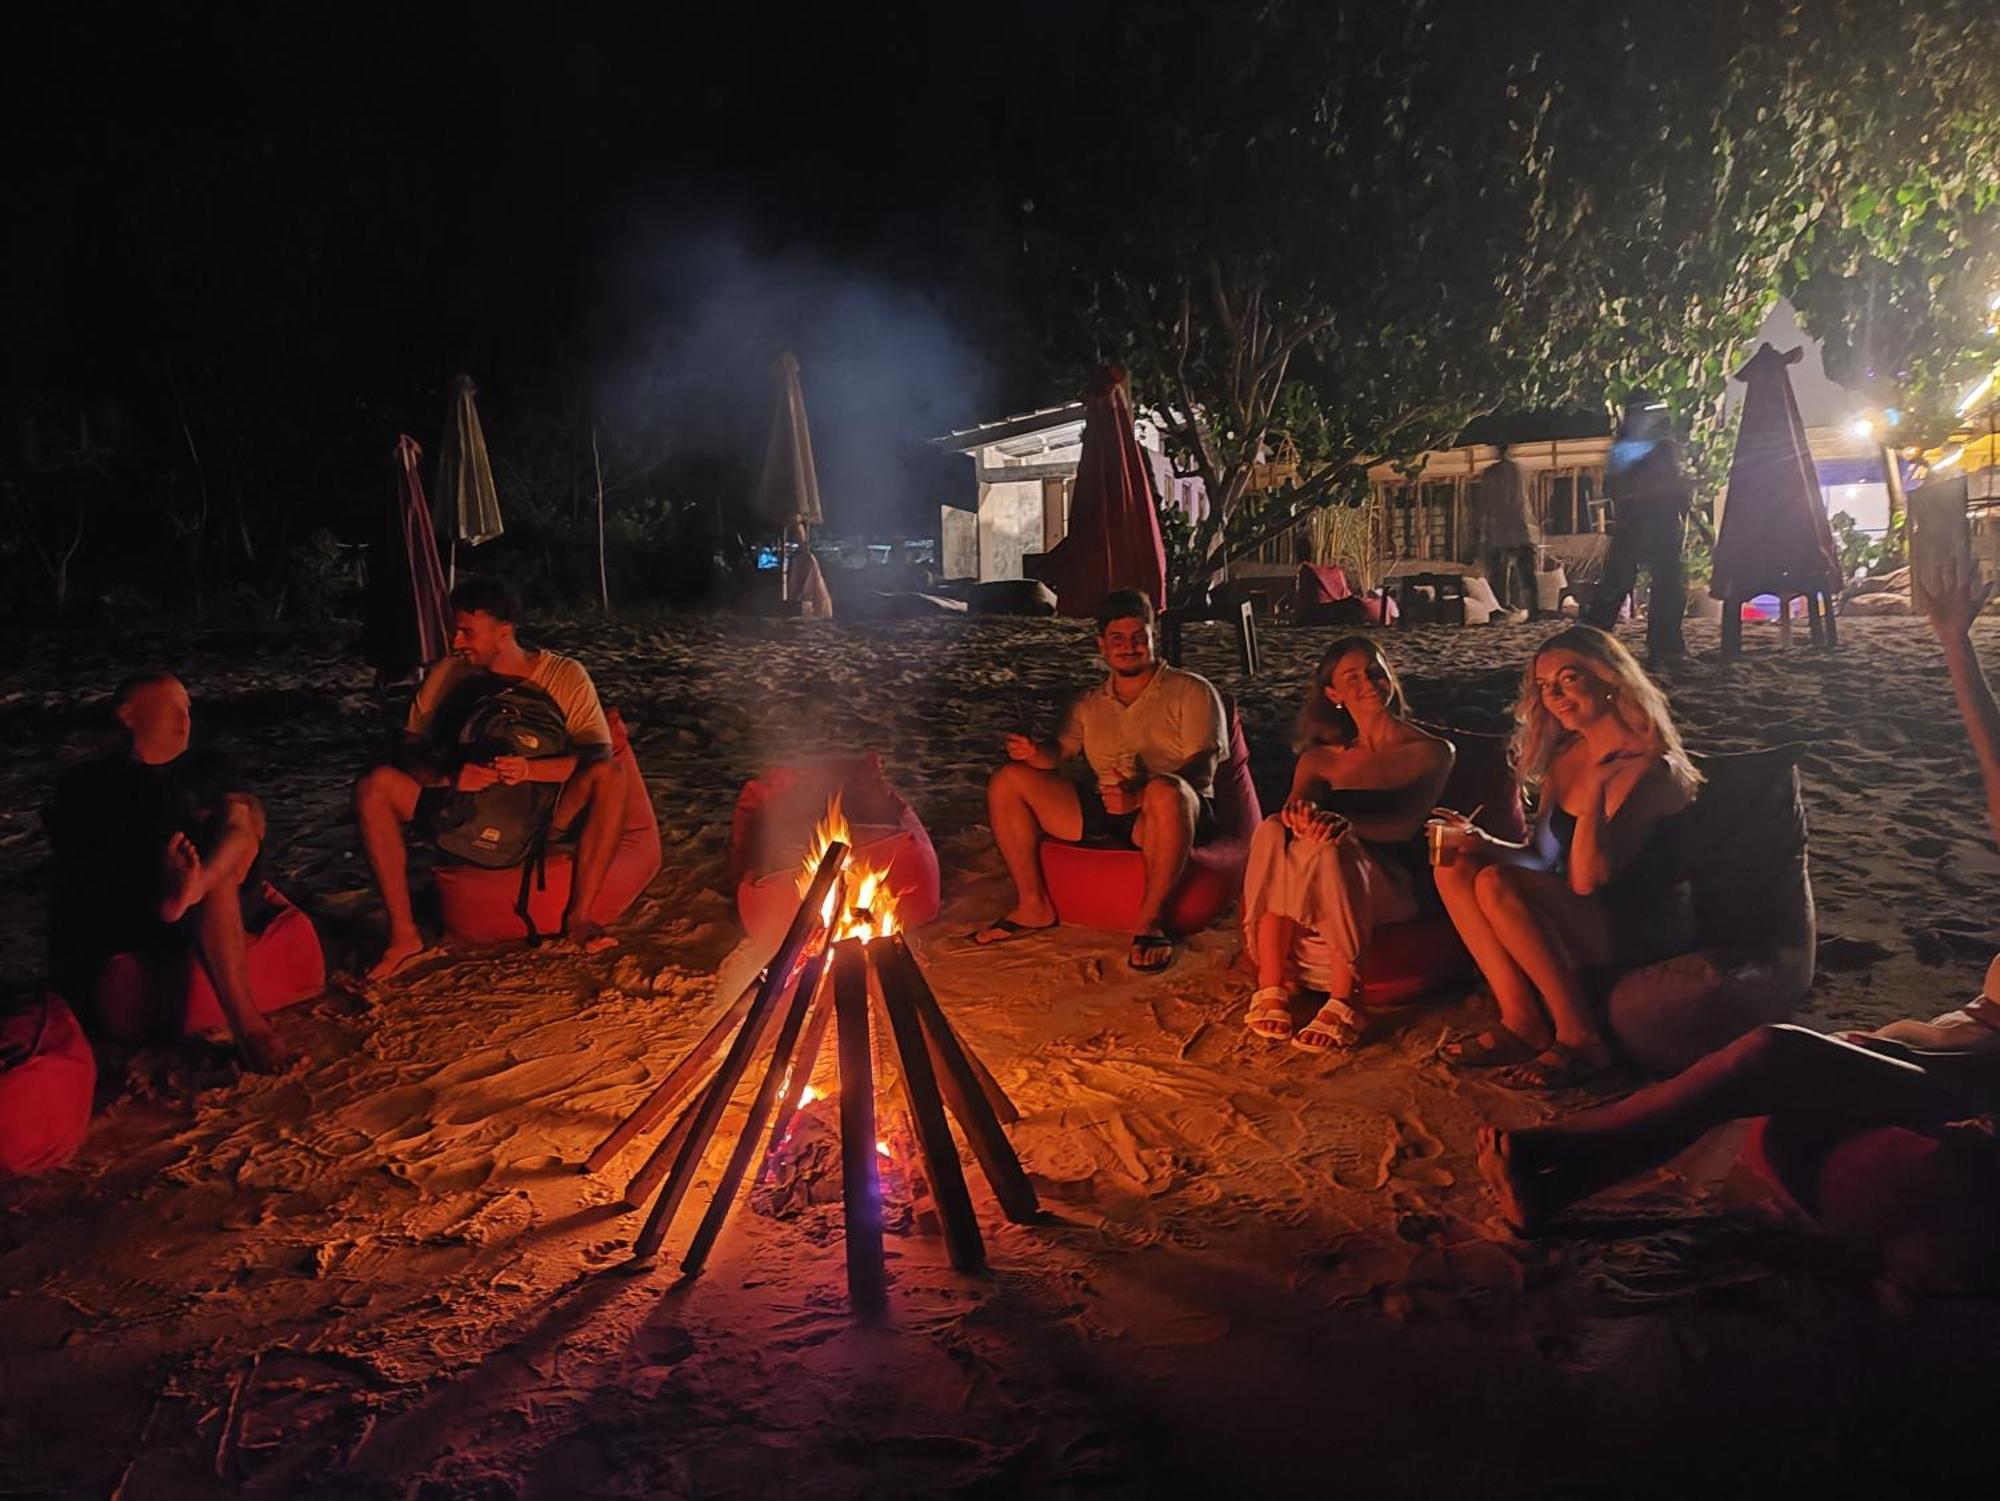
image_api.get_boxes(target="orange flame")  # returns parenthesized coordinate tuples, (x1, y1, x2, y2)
(797, 792, 900, 943)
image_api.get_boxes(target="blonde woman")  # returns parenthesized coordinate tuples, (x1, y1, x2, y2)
(1434, 626, 1699, 1088)
(1242, 638, 1453, 1050)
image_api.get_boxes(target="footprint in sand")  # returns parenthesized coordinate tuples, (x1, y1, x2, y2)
(1387, 1112, 1453, 1188)
(343, 1085, 436, 1138)
(1304, 1106, 1394, 1192)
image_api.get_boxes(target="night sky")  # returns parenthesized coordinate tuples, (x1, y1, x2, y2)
(5, 2, 1097, 547)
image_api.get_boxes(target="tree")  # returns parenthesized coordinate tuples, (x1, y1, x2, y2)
(1019, 0, 1561, 602)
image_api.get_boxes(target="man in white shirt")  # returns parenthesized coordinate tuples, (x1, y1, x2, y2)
(974, 589, 1227, 972)
(354, 578, 623, 978)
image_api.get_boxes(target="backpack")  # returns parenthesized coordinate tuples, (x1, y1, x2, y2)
(431, 675, 572, 939)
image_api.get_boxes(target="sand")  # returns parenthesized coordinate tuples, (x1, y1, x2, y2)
(3, 613, 1999, 1498)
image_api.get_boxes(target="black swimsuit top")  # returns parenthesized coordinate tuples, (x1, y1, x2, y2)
(1547, 804, 1683, 909)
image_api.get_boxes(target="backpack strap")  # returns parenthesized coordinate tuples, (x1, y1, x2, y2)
(515, 829, 551, 945)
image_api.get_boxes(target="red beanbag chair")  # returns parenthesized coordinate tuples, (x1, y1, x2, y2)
(733, 753, 941, 941)
(1741, 1117, 2000, 1291)
(96, 886, 326, 1044)
(1356, 916, 1473, 1009)
(0, 996, 96, 1179)
(1038, 701, 1262, 934)
(437, 740, 663, 943)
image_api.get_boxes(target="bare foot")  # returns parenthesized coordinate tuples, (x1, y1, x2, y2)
(563, 919, 619, 954)
(159, 832, 204, 922)
(1478, 1126, 1569, 1234)
(238, 1029, 304, 1075)
(970, 902, 1057, 946)
(366, 932, 430, 982)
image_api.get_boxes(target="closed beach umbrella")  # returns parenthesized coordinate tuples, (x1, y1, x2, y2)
(365, 434, 451, 682)
(755, 352, 831, 613)
(435, 374, 504, 581)
(1711, 343, 1842, 602)
(1039, 366, 1168, 616)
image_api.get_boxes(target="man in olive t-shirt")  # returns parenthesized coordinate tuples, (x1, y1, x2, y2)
(354, 577, 623, 978)
(974, 588, 1226, 973)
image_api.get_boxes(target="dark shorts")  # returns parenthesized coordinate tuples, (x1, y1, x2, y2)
(1075, 781, 1218, 848)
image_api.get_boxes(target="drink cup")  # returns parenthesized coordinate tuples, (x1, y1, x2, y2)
(1426, 817, 1463, 867)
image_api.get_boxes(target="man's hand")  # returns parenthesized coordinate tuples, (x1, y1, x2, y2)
(491, 755, 530, 786)
(1099, 781, 1138, 816)
(455, 762, 500, 793)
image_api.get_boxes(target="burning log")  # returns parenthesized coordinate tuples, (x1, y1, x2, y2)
(832, 939, 888, 1316)
(584, 974, 759, 1175)
(630, 841, 848, 1265)
(680, 946, 831, 1277)
(869, 942, 984, 1273)
(880, 935, 1039, 1225)
(758, 984, 834, 1179)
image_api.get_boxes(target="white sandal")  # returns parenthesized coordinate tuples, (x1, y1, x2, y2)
(1244, 986, 1294, 1041)
(1293, 996, 1363, 1053)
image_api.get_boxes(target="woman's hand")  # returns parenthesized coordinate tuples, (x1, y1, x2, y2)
(1427, 805, 1491, 852)
(1282, 798, 1348, 844)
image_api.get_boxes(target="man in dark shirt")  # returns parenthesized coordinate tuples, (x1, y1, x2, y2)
(46, 673, 297, 1072)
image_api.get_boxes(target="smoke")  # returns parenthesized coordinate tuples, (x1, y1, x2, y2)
(597, 226, 989, 537)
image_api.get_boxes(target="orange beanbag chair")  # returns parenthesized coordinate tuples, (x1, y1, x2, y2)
(95, 886, 326, 1044)
(733, 753, 941, 941)
(1741, 1117, 2000, 1290)
(436, 735, 662, 943)
(0, 996, 96, 1179)
(1037, 701, 1263, 934)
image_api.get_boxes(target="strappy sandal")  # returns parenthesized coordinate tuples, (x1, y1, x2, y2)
(1494, 1040, 1613, 1091)
(1442, 1027, 1542, 1069)
(1128, 932, 1178, 973)
(1244, 986, 1294, 1041)
(1293, 996, 1363, 1053)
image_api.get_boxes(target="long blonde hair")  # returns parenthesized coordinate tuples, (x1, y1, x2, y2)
(1509, 626, 1701, 792)
(1295, 636, 1409, 750)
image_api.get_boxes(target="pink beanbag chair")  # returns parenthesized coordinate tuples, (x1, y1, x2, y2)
(96, 886, 326, 1043)
(437, 740, 662, 943)
(0, 996, 96, 1179)
(1038, 702, 1262, 934)
(1741, 1117, 2000, 1290)
(733, 754, 941, 942)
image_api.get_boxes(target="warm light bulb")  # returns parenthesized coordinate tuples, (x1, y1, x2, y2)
(1848, 418, 1874, 440)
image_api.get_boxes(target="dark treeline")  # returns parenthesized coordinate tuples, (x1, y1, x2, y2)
(1, 3, 1055, 625)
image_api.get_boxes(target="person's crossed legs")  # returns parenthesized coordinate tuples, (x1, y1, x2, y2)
(161, 794, 297, 1072)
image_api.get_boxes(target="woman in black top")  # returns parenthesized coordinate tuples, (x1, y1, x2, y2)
(1433, 626, 1698, 1088)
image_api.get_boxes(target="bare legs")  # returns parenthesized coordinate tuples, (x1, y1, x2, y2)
(355, 765, 428, 979)
(980, 762, 1084, 933)
(1131, 776, 1197, 936)
(356, 759, 629, 970)
(169, 796, 295, 1073)
(554, 758, 624, 951)
(1482, 1024, 1957, 1230)
(1435, 853, 1613, 1073)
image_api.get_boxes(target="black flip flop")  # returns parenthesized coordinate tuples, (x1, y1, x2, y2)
(967, 917, 1057, 947)
(1128, 932, 1178, 973)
